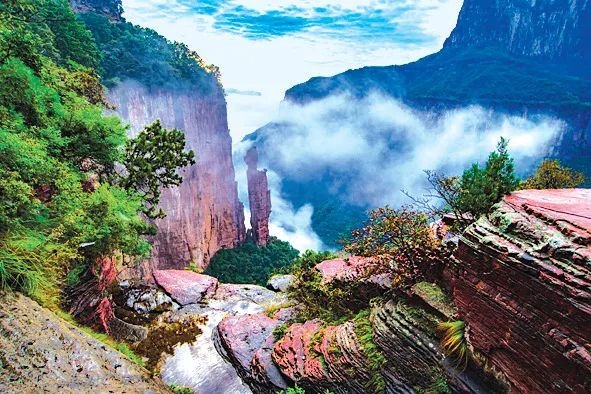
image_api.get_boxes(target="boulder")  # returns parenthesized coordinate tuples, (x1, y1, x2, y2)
(451, 189, 591, 393)
(266, 275, 295, 292)
(125, 287, 179, 314)
(217, 314, 287, 392)
(153, 270, 218, 306)
(109, 316, 149, 343)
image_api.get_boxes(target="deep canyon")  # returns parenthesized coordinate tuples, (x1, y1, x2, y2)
(1, 0, 590, 393)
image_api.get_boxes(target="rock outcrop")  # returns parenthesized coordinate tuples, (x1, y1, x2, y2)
(217, 297, 498, 393)
(215, 256, 502, 394)
(245, 147, 271, 246)
(146, 271, 290, 394)
(0, 292, 168, 393)
(451, 189, 591, 393)
(69, 0, 122, 20)
(110, 82, 246, 278)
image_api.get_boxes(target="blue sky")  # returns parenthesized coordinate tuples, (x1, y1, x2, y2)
(122, 0, 463, 140)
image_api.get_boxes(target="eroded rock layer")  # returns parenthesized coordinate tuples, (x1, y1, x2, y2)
(451, 189, 591, 393)
(216, 255, 499, 393)
(110, 82, 246, 277)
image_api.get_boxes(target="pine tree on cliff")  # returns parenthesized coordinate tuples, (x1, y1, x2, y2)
(458, 137, 519, 218)
(123, 120, 195, 219)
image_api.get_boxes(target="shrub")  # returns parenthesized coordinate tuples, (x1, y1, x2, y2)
(521, 159, 586, 189)
(343, 206, 443, 289)
(288, 250, 365, 324)
(0, 230, 78, 307)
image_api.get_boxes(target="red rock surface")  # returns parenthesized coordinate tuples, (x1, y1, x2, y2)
(153, 270, 218, 306)
(315, 256, 393, 289)
(216, 313, 287, 393)
(245, 147, 271, 246)
(451, 189, 591, 393)
(110, 81, 246, 279)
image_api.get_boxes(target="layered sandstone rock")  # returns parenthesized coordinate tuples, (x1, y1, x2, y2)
(451, 189, 591, 393)
(245, 147, 271, 246)
(0, 292, 168, 393)
(110, 82, 246, 278)
(215, 256, 500, 393)
(216, 297, 496, 393)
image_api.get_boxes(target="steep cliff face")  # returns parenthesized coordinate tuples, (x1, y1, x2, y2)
(444, 0, 591, 65)
(69, 0, 122, 20)
(110, 82, 246, 277)
(245, 147, 271, 246)
(451, 189, 591, 393)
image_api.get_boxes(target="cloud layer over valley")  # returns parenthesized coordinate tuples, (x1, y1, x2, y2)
(236, 93, 564, 250)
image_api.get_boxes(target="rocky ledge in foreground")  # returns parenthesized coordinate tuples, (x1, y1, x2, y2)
(113, 269, 290, 394)
(0, 292, 168, 393)
(216, 253, 498, 393)
(451, 189, 591, 393)
(216, 189, 591, 393)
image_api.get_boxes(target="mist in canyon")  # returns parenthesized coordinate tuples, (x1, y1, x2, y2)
(235, 93, 564, 250)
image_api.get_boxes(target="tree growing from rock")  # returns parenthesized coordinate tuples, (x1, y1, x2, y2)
(408, 137, 519, 228)
(457, 137, 519, 219)
(123, 120, 195, 219)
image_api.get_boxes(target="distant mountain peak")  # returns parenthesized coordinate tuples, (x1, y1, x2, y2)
(444, 0, 591, 63)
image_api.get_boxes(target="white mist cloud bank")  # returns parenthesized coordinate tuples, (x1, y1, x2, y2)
(237, 93, 564, 250)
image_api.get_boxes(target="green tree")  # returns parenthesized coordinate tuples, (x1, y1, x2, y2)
(123, 120, 195, 219)
(521, 159, 586, 189)
(457, 137, 519, 219)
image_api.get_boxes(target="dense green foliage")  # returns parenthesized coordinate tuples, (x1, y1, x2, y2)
(124, 120, 195, 219)
(288, 250, 370, 324)
(0, 0, 194, 306)
(204, 238, 299, 286)
(79, 11, 220, 90)
(521, 159, 586, 189)
(456, 138, 519, 219)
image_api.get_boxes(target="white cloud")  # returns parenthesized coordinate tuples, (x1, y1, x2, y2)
(121, 0, 463, 141)
(257, 93, 564, 207)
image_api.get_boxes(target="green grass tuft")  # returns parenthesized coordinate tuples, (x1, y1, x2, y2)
(273, 323, 289, 341)
(354, 309, 387, 393)
(437, 320, 468, 368)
